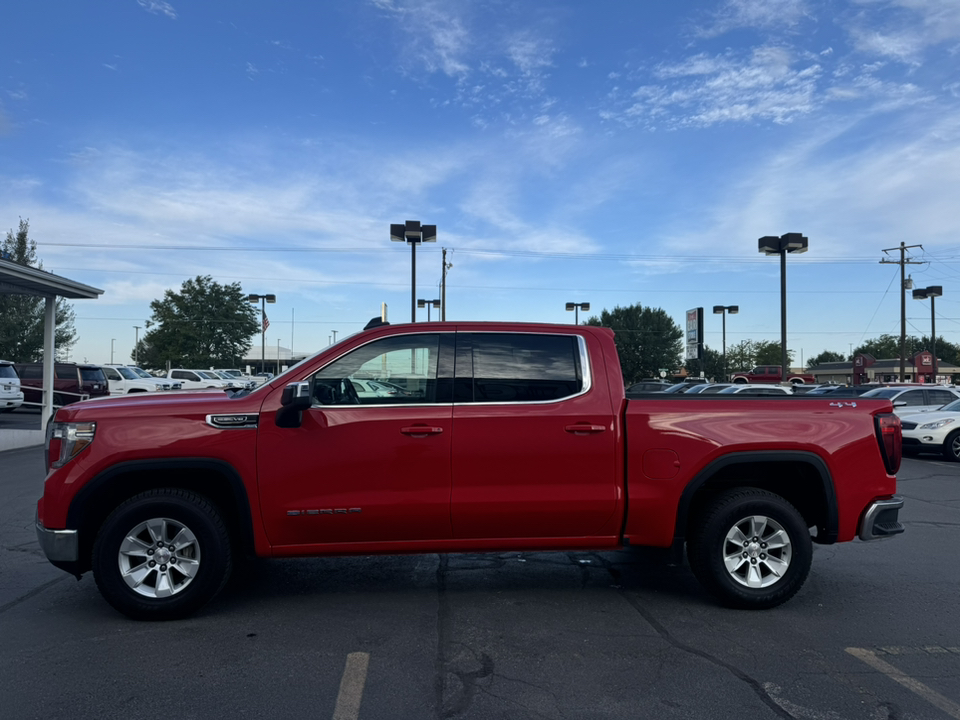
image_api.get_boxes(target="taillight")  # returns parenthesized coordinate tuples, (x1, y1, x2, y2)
(875, 413, 901, 474)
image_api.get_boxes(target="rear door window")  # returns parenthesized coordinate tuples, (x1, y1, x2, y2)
(458, 333, 584, 403)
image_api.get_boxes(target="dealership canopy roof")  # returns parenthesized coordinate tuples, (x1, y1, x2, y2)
(0, 256, 103, 299)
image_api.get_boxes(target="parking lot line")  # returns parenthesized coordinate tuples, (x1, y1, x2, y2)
(332, 652, 370, 720)
(846, 647, 960, 719)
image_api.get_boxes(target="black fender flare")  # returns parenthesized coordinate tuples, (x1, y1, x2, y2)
(673, 450, 839, 551)
(67, 457, 257, 557)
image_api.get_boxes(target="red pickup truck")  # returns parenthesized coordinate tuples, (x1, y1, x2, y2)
(36, 322, 904, 620)
(731, 365, 818, 385)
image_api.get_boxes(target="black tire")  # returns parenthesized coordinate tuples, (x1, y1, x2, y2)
(687, 488, 812, 610)
(92, 489, 233, 620)
(942, 430, 960, 462)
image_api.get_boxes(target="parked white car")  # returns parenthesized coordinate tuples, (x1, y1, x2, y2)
(167, 369, 234, 390)
(215, 369, 263, 388)
(901, 399, 960, 461)
(859, 385, 960, 416)
(126, 366, 182, 390)
(102, 365, 179, 394)
(0, 360, 24, 412)
(209, 370, 255, 390)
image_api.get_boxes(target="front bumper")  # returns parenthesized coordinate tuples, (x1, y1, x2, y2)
(36, 517, 79, 562)
(858, 495, 905, 541)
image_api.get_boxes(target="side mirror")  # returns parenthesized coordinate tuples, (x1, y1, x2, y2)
(893, 400, 907, 407)
(276, 382, 312, 428)
(281, 382, 312, 409)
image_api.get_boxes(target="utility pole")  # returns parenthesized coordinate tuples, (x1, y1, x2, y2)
(880, 242, 923, 382)
(441, 247, 453, 321)
(133, 325, 141, 365)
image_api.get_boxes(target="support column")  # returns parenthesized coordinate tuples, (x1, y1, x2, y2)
(42, 295, 57, 431)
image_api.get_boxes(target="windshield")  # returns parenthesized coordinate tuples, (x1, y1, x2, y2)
(195, 371, 216, 380)
(117, 367, 139, 380)
(938, 399, 960, 412)
(130, 367, 153, 378)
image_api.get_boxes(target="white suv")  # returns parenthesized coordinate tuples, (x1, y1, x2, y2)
(102, 365, 180, 395)
(0, 360, 24, 412)
(167, 369, 234, 390)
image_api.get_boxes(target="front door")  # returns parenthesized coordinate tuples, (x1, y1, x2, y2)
(257, 333, 455, 548)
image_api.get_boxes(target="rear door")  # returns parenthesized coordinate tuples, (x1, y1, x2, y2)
(450, 331, 619, 540)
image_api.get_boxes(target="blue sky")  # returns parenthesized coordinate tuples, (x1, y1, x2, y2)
(2, 0, 960, 367)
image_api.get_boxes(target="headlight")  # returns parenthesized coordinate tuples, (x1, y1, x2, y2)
(46, 422, 97, 469)
(919, 418, 956, 430)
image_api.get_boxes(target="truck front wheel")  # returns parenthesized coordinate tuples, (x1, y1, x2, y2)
(92, 489, 233, 620)
(688, 488, 812, 609)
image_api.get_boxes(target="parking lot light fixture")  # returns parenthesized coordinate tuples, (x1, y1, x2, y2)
(759, 233, 808, 385)
(417, 298, 441, 322)
(391, 221, 437, 323)
(565, 302, 590, 324)
(712, 305, 739, 380)
(248, 293, 277, 374)
(913, 286, 943, 381)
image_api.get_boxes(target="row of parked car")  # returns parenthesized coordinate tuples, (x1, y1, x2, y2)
(627, 379, 960, 461)
(0, 360, 273, 411)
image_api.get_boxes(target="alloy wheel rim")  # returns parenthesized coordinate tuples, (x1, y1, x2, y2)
(118, 517, 201, 598)
(722, 515, 792, 589)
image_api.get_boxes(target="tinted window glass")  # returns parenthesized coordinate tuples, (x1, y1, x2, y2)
(171, 370, 193, 380)
(927, 389, 955, 406)
(55, 366, 77, 380)
(465, 333, 582, 403)
(80, 368, 105, 382)
(312, 334, 442, 405)
(899, 390, 925, 406)
(0, 365, 17, 379)
(18, 365, 42, 380)
(103, 367, 121, 381)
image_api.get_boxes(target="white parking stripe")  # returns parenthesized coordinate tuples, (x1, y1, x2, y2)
(333, 652, 370, 720)
(847, 647, 960, 719)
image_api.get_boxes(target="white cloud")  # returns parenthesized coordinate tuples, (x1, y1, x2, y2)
(372, 0, 471, 78)
(604, 46, 821, 128)
(696, 0, 811, 38)
(848, 0, 960, 63)
(136, 0, 177, 20)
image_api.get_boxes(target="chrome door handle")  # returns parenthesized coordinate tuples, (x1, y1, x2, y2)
(565, 424, 606, 434)
(400, 426, 444, 436)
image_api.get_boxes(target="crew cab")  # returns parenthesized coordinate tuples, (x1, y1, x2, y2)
(731, 365, 817, 385)
(166, 368, 235, 390)
(35, 322, 904, 620)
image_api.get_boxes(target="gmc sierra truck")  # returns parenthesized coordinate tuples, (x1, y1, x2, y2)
(36, 322, 904, 620)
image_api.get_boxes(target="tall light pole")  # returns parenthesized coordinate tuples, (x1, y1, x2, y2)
(418, 298, 440, 322)
(759, 233, 808, 385)
(110, 338, 116, 364)
(712, 305, 739, 381)
(133, 325, 141, 365)
(247, 293, 276, 374)
(391, 221, 437, 323)
(565, 302, 590, 324)
(913, 286, 943, 382)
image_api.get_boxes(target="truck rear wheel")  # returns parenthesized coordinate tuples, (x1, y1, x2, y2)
(687, 488, 811, 609)
(92, 489, 232, 620)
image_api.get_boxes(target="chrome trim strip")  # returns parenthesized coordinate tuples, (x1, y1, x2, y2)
(205, 413, 259, 429)
(36, 520, 79, 562)
(310, 330, 592, 409)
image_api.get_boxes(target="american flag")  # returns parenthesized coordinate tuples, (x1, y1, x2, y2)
(262, 311, 270, 332)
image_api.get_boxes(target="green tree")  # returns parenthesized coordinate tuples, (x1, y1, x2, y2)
(807, 350, 846, 367)
(0, 219, 77, 361)
(753, 340, 794, 366)
(726, 339, 756, 373)
(852, 334, 921, 359)
(584, 303, 683, 384)
(137, 275, 259, 369)
(684, 345, 725, 381)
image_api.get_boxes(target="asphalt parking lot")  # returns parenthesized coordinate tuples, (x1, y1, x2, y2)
(1, 446, 958, 720)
